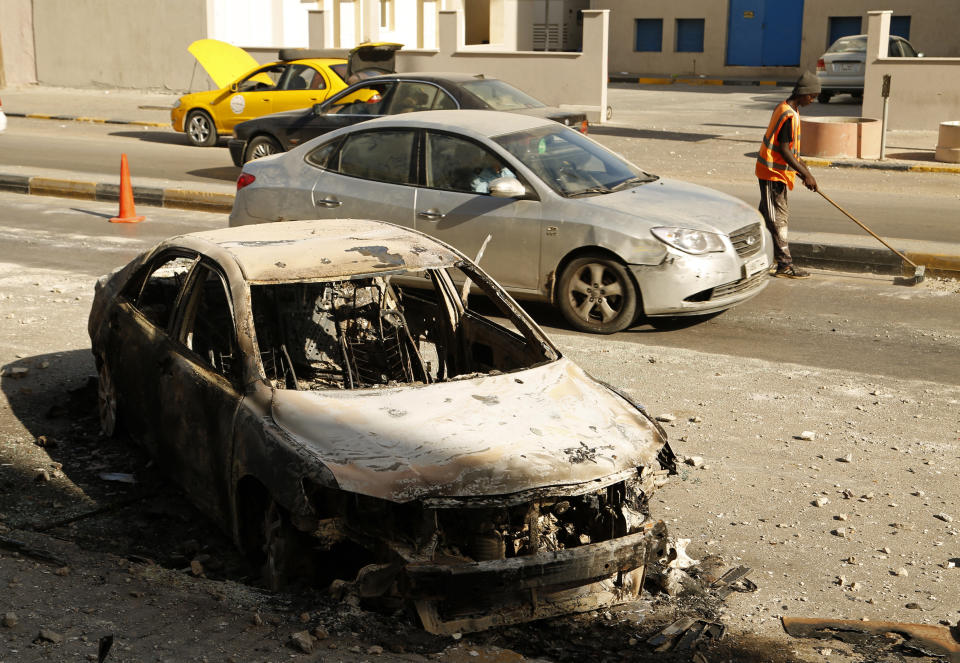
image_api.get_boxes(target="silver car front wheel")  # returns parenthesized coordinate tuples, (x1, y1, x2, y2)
(558, 255, 639, 334)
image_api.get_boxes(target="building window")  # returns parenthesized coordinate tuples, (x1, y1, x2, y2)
(827, 16, 861, 47)
(675, 18, 704, 52)
(890, 15, 911, 40)
(380, 0, 394, 30)
(635, 18, 663, 52)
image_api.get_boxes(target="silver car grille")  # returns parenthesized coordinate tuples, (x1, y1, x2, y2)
(729, 223, 763, 258)
(684, 270, 767, 303)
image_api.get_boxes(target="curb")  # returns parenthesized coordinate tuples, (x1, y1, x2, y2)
(804, 157, 960, 175)
(611, 74, 793, 87)
(0, 173, 233, 213)
(791, 241, 960, 280)
(6, 111, 170, 129)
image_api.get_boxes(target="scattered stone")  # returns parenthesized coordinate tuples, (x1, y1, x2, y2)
(312, 627, 328, 640)
(831, 528, 848, 538)
(36, 628, 63, 644)
(689, 416, 703, 423)
(299, 612, 310, 623)
(290, 631, 316, 654)
(252, 612, 263, 626)
(834, 575, 845, 586)
(54, 566, 69, 576)
(838, 454, 853, 463)
(189, 560, 204, 576)
(850, 582, 862, 591)
(881, 547, 892, 555)
(655, 414, 676, 423)
(3, 366, 29, 379)
(2, 612, 17, 628)
(842, 489, 855, 499)
(813, 497, 829, 507)
(798, 431, 816, 441)
(685, 456, 705, 468)
(367, 645, 384, 655)
(905, 602, 921, 610)
(835, 514, 848, 521)
(943, 561, 956, 569)
(891, 522, 915, 531)
(893, 568, 909, 577)
(912, 490, 925, 497)
(934, 513, 954, 523)
(34, 469, 51, 482)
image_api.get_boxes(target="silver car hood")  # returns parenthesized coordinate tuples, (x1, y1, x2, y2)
(574, 177, 760, 235)
(270, 358, 663, 503)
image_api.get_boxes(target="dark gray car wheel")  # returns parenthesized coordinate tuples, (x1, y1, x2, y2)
(557, 255, 639, 334)
(186, 110, 218, 147)
(246, 135, 282, 163)
(96, 358, 118, 437)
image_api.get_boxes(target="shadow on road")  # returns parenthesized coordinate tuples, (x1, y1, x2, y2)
(591, 126, 720, 143)
(108, 130, 190, 146)
(187, 166, 242, 182)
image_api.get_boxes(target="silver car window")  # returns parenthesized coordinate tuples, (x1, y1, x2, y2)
(826, 36, 867, 54)
(425, 132, 513, 194)
(335, 130, 415, 184)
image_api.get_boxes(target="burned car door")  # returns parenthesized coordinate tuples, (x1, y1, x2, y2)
(307, 128, 417, 226)
(104, 252, 197, 453)
(159, 260, 243, 523)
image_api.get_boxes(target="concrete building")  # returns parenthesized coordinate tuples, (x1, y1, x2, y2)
(593, 0, 960, 80)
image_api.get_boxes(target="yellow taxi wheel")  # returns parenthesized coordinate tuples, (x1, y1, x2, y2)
(186, 110, 218, 147)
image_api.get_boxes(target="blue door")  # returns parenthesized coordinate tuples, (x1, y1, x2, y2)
(727, 0, 804, 66)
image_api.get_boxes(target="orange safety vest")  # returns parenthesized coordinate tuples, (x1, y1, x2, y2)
(756, 101, 800, 189)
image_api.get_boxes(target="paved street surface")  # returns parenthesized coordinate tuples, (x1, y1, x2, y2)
(0, 82, 958, 662)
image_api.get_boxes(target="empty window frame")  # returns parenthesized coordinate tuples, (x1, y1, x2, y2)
(635, 18, 663, 52)
(890, 16, 910, 40)
(676, 18, 704, 52)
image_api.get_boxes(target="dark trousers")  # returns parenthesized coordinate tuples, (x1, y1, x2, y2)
(758, 179, 791, 267)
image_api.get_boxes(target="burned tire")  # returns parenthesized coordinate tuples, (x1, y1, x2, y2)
(817, 92, 833, 104)
(557, 255, 639, 334)
(246, 135, 282, 163)
(96, 358, 119, 437)
(260, 498, 315, 590)
(185, 110, 218, 147)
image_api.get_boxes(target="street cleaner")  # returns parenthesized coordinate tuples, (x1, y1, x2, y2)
(756, 72, 820, 279)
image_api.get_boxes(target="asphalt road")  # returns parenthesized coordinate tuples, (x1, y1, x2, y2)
(1, 192, 957, 386)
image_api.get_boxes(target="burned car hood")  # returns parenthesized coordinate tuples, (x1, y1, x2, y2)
(271, 358, 664, 503)
(577, 177, 761, 235)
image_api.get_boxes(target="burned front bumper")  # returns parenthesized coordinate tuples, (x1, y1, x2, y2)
(400, 520, 667, 634)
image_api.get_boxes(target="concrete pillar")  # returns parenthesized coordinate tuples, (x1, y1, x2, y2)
(308, 10, 326, 49)
(582, 9, 608, 123)
(862, 11, 892, 124)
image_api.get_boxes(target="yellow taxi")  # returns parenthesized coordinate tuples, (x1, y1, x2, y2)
(172, 40, 401, 147)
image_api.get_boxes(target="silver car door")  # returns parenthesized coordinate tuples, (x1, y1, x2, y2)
(415, 131, 542, 291)
(308, 128, 417, 227)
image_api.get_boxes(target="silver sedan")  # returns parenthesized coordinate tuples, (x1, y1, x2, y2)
(230, 110, 773, 333)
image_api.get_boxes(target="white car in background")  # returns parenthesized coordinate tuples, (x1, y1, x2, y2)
(816, 34, 922, 103)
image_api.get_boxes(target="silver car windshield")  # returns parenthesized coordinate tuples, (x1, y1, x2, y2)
(494, 126, 658, 197)
(826, 36, 867, 53)
(461, 79, 546, 110)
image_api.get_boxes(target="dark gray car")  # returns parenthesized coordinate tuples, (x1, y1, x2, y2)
(228, 73, 588, 166)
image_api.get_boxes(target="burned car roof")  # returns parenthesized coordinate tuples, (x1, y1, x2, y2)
(171, 219, 460, 283)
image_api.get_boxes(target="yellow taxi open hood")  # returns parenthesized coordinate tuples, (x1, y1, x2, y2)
(188, 39, 263, 89)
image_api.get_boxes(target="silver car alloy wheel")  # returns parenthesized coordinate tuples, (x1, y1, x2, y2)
(558, 256, 638, 334)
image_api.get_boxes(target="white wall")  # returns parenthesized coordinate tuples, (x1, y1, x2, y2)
(0, 0, 37, 86)
(863, 11, 960, 131)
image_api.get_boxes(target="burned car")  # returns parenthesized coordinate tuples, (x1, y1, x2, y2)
(88, 219, 675, 633)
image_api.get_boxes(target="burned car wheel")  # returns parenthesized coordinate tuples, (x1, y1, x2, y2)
(96, 358, 118, 437)
(260, 498, 314, 590)
(558, 255, 639, 334)
(186, 110, 217, 147)
(246, 135, 282, 163)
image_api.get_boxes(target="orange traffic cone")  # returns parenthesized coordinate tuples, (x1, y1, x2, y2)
(110, 153, 145, 223)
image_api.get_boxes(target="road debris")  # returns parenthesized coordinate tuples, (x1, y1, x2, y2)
(782, 616, 960, 662)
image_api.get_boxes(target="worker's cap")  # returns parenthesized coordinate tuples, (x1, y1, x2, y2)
(792, 71, 821, 96)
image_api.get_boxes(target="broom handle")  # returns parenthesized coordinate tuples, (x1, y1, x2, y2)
(818, 190, 918, 268)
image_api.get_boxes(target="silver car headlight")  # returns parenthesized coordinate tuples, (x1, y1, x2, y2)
(650, 227, 725, 255)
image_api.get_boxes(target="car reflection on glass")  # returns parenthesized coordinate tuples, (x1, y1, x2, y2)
(230, 110, 773, 334)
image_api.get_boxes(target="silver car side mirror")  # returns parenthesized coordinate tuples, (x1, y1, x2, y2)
(489, 177, 526, 198)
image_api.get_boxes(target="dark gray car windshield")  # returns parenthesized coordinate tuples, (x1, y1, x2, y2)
(494, 125, 657, 197)
(460, 79, 546, 110)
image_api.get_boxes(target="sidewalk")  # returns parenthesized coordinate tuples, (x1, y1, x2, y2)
(2, 84, 959, 279)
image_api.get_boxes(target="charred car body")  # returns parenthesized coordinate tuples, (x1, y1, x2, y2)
(88, 219, 675, 633)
